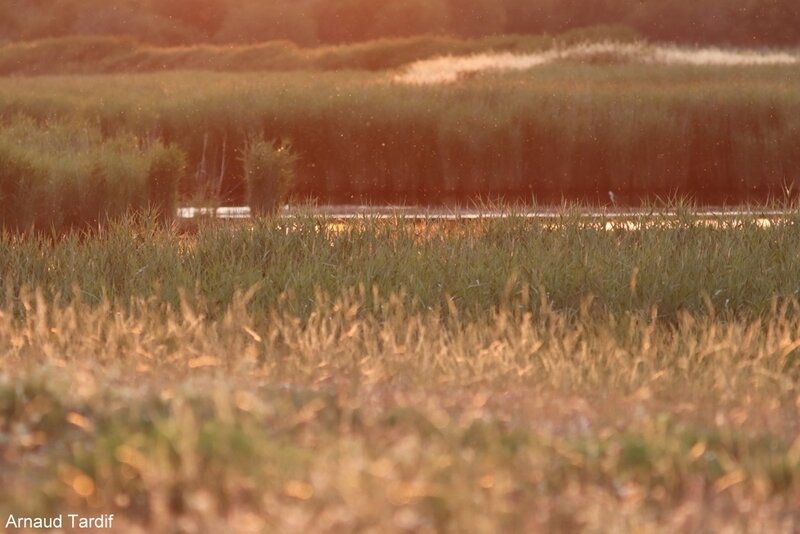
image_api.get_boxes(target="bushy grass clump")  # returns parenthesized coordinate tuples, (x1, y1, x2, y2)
(244, 138, 297, 216)
(0, 117, 186, 232)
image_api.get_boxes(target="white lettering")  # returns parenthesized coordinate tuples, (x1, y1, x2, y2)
(6, 513, 115, 530)
(66, 513, 116, 529)
(4, 515, 63, 528)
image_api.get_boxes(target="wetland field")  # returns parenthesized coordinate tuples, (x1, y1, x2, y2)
(1, 214, 799, 532)
(1, 28, 799, 533)
(1, 34, 800, 228)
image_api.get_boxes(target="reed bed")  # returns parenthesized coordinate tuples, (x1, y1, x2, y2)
(1, 60, 799, 208)
(2, 212, 800, 322)
(0, 117, 185, 232)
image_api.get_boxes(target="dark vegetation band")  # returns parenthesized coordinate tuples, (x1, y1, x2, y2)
(1, 0, 798, 48)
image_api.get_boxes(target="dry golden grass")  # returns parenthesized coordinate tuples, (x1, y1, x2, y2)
(1, 283, 798, 532)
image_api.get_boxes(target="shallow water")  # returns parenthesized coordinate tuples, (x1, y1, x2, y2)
(177, 206, 788, 231)
(394, 42, 799, 85)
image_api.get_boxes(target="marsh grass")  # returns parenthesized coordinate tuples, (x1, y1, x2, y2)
(1, 210, 800, 321)
(1, 63, 798, 205)
(0, 117, 186, 232)
(244, 139, 297, 216)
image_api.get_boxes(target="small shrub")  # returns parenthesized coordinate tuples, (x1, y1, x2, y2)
(244, 139, 297, 216)
(147, 144, 187, 223)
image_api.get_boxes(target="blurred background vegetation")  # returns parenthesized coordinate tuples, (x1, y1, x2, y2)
(1, 1, 798, 229)
(0, 0, 798, 47)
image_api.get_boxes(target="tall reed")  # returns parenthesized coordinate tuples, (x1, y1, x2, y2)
(0, 117, 184, 232)
(244, 139, 297, 215)
(1, 62, 799, 205)
(2, 211, 800, 320)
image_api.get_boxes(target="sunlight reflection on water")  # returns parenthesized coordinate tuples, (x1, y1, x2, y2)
(177, 207, 784, 232)
(393, 42, 799, 85)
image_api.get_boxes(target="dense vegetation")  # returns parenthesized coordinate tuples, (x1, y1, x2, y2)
(1, 62, 798, 220)
(0, 117, 185, 231)
(3, 213, 800, 320)
(3, 4, 797, 529)
(1, 216, 798, 531)
(1, 0, 798, 47)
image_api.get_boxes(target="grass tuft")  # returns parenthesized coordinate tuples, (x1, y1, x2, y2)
(243, 138, 296, 216)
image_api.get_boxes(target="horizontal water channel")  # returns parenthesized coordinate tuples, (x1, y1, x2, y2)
(177, 206, 792, 230)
